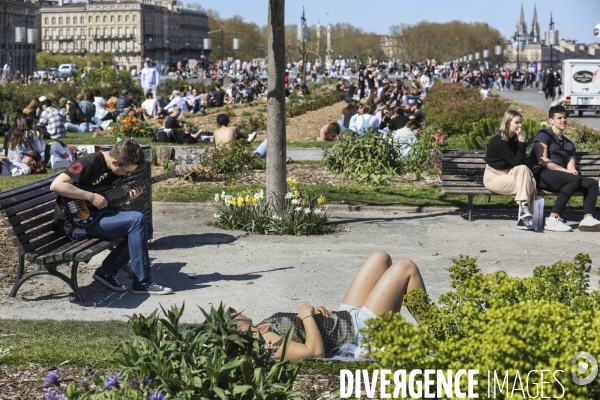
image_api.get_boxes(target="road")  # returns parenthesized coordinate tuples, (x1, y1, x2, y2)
(495, 86, 600, 130)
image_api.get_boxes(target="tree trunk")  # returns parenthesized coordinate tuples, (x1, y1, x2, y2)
(266, 0, 286, 209)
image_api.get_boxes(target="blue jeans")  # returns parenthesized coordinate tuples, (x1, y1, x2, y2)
(71, 211, 153, 286)
(253, 140, 267, 158)
(65, 122, 89, 133)
(91, 116, 103, 127)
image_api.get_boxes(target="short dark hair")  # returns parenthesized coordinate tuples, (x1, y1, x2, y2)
(41, 99, 52, 107)
(217, 113, 229, 126)
(109, 139, 145, 168)
(215, 82, 221, 89)
(146, 92, 153, 99)
(549, 105, 566, 118)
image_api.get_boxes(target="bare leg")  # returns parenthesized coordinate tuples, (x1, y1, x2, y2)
(362, 258, 425, 323)
(340, 251, 392, 308)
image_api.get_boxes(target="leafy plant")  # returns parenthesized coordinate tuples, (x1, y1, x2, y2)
(214, 178, 330, 235)
(462, 118, 544, 150)
(323, 129, 401, 185)
(401, 125, 446, 180)
(163, 139, 265, 181)
(362, 253, 600, 399)
(237, 113, 267, 133)
(58, 304, 301, 399)
(573, 125, 600, 151)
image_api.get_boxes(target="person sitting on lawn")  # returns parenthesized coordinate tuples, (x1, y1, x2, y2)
(7, 116, 45, 163)
(163, 106, 201, 144)
(529, 105, 600, 232)
(484, 109, 536, 230)
(231, 251, 425, 360)
(213, 113, 256, 147)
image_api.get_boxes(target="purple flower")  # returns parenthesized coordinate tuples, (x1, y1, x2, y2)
(43, 389, 66, 400)
(43, 371, 59, 387)
(429, 149, 436, 154)
(129, 377, 141, 389)
(148, 392, 167, 400)
(104, 372, 120, 390)
(144, 378, 153, 386)
(80, 379, 91, 391)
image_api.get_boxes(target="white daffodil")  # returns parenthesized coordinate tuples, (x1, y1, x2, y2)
(304, 208, 311, 214)
(285, 192, 294, 199)
(291, 199, 300, 205)
(295, 207, 302, 212)
(214, 193, 220, 201)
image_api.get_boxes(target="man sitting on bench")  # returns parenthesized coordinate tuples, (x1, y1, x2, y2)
(529, 105, 600, 232)
(50, 139, 173, 295)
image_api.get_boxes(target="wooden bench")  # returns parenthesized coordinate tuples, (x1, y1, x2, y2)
(441, 150, 600, 221)
(0, 164, 152, 302)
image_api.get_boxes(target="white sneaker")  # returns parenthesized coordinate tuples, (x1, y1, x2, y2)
(101, 120, 112, 130)
(247, 132, 257, 143)
(544, 216, 573, 232)
(578, 216, 600, 232)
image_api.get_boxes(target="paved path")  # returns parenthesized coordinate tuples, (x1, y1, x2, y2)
(495, 86, 600, 130)
(1, 203, 598, 324)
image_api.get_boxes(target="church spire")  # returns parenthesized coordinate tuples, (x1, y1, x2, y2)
(517, 4, 527, 35)
(530, 4, 540, 42)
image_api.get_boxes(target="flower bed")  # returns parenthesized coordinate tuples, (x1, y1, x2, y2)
(213, 178, 330, 235)
(424, 83, 508, 137)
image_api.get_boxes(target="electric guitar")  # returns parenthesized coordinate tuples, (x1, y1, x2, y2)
(61, 165, 201, 229)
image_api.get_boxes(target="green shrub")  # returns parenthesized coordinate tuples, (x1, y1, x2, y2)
(163, 139, 265, 181)
(462, 118, 544, 150)
(286, 91, 345, 119)
(362, 253, 600, 398)
(573, 125, 600, 151)
(424, 83, 508, 137)
(401, 125, 446, 180)
(58, 304, 301, 399)
(323, 129, 401, 185)
(214, 178, 329, 235)
(237, 113, 267, 133)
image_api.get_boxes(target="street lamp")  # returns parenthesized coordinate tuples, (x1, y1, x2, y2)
(515, 32, 520, 71)
(186, 41, 190, 61)
(207, 23, 239, 84)
(15, 8, 36, 83)
(495, 39, 503, 69)
(165, 39, 170, 71)
(548, 13, 558, 70)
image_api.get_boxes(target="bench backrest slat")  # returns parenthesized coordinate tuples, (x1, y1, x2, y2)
(20, 231, 66, 255)
(10, 212, 54, 236)
(2, 202, 55, 226)
(0, 174, 58, 201)
(2, 192, 57, 217)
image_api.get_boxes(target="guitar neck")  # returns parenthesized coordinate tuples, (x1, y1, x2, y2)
(103, 170, 180, 201)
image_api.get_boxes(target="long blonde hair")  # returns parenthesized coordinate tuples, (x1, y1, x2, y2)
(497, 109, 522, 141)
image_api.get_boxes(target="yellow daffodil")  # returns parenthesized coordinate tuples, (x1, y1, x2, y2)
(236, 196, 244, 207)
(317, 195, 326, 205)
(301, 199, 306, 205)
(286, 177, 296, 185)
(294, 190, 300, 199)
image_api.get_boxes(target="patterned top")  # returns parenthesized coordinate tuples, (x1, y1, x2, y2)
(259, 311, 357, 355)
(38, 107, 66, 139)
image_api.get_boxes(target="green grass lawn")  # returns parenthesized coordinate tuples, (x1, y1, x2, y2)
(0, 318, 365, 374)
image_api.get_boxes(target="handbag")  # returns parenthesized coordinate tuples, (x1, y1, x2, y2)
(531, 197, 545, 231)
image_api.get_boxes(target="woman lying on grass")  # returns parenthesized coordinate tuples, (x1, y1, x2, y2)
(231, 251, 425, 360)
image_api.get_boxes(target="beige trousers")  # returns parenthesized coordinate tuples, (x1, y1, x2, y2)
(483, 164, 536, 205)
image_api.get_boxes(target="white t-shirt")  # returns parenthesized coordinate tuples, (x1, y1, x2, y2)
(141, 98, 159, 118)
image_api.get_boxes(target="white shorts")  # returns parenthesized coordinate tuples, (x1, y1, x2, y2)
(339, 303, 378, 345)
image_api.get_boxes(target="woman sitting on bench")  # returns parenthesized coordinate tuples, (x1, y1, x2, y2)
(483, 109, 536, 230)
(230, 251, 425, 360)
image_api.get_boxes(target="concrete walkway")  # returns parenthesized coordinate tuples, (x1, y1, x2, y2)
(1, 203, 598, 324)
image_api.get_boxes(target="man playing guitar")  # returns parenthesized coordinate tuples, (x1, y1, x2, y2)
(50, 139, 172, 295)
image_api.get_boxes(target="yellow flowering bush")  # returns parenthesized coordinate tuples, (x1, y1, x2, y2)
(362, 254, 600, 398)
(213, 178, 329, 235)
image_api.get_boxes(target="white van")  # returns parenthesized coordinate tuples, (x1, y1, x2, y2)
(561, 59, 600, 117)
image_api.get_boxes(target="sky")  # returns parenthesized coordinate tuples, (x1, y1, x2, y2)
(187, 0, 600, 44)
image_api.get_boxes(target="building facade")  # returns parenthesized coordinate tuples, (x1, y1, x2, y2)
(504, 5, 599, 72)
(39, 0, 209, 71)
(0, 0, 39, 79)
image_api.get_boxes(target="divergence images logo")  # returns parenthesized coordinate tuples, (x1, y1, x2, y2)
(572, 351, 598, 385)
